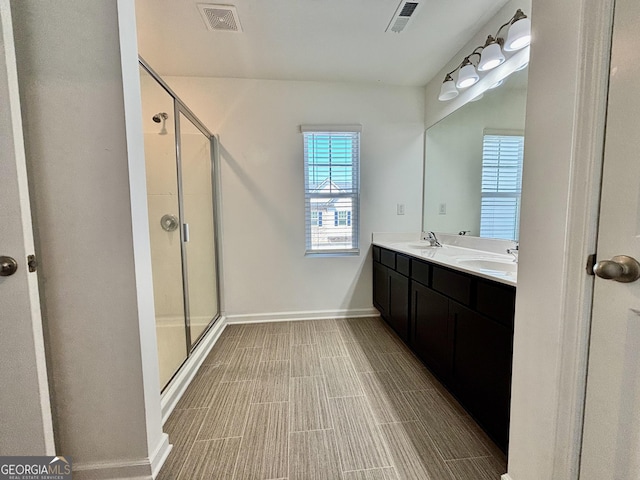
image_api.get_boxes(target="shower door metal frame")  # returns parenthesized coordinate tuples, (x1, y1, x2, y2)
(139, 57, 223, 389)
(174, 103, 222, 351)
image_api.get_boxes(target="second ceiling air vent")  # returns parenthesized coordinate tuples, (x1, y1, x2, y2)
(386, 0, 421, 33)
(197, 4, 243, 32)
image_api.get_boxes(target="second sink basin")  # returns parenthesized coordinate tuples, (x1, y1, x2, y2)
(457, 258, 517, 273)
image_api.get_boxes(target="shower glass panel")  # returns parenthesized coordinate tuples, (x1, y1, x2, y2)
(139, 58, 222, 393)
(178, 111, 219, 344)
(139, 65, 188, 388)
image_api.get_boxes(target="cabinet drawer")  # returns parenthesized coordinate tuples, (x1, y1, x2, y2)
(396, 254, 410, 276)
(476, 280, 516, 329)
(412, 259, 431, 287)
(432, 265, 471, 306)
(372, 245, 381, 263)
(381, 249, 396, 269)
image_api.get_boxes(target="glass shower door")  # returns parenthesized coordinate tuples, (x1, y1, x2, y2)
(139, 66, 188, 388)
(178, 110, 219, 346)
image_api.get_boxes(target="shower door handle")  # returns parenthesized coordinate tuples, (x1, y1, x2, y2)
(182, 223, 190, 243)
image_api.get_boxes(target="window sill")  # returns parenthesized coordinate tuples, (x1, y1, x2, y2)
(305, 249, 360, 258)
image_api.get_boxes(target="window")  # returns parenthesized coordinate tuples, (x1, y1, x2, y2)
(302, 126, 360, 255)
(480, 133, 524, 240)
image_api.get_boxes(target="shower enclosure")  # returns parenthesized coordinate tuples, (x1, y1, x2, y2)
(139, 58, 221, 390)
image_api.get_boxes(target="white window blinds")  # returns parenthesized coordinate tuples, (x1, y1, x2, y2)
(480, 134, 524, 240)
(303, 129, 360, 255)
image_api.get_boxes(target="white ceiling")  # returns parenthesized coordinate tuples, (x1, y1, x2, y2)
(135, 0, 509, 87)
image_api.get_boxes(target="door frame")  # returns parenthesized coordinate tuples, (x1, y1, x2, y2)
(548, 0, 615, 477)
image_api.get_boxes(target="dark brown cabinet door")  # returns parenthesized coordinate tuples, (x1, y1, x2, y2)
(373, 261, 389, 317)
(411, 281, 452, 382)
(388, 269, 410, 341)
(451, 301, 513, 450)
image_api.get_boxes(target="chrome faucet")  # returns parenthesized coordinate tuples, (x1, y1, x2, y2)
(507, 244, 519, 262)
(426, 231, 442, 247)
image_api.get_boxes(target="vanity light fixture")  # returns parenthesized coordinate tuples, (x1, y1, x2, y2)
(438, 73, 459, 100)
(478, 36, 505, 71)
(456, 57, 480, 88)
(504, 10, 531, 51)
(438, 9, 531, 101)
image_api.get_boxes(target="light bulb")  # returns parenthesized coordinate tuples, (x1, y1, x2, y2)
(504, 17, 531, 51)
(438, 76, 458, 101)
(478, 42, 506, 72)
(456, 63, 479, 89)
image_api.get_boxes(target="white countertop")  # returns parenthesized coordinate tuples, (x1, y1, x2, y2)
(373, 239, 517, 287)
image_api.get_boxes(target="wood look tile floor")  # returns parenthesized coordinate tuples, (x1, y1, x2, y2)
(158, 317, 506, 480)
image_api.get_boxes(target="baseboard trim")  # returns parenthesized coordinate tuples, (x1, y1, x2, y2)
(150, 433, 172, 478)
(72, 458, 152, 480)
(501, 474, 514, 480)
(160, 316, 227, 424)
(225, 308, 380, 324)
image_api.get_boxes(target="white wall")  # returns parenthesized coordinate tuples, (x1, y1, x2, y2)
(162, 77, 425, 318)
(12, 1, 168, 478)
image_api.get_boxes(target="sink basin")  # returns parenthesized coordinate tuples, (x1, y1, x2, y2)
(406, 242, 437, 249)
(457, 258, 517, 273)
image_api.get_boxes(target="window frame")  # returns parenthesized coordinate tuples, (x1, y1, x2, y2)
(302, 125, 361, 256)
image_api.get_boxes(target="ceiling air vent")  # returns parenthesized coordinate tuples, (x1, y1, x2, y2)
(385, 0, 421, 33)
(197, 4, 243, 33)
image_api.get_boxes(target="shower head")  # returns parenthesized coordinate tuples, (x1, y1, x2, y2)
(152, 112, 169, 123)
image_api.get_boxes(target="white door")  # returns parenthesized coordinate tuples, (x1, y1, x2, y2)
(0, 0, 54, 455)
(579, 0, 640, 477)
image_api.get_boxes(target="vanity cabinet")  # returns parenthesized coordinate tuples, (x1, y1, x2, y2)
(388, 270, 410, 341)
(373, 261, 389, 317)
(372, 246, 410, 342)
(372, 245, 515, 452)
(411, 282, 452, 382)
(452, 301, 512, 450)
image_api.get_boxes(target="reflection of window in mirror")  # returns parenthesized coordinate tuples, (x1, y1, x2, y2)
(480, 132, 524, 240)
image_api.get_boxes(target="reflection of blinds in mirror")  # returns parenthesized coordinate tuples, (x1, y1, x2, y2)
(480, 134, 524, 240)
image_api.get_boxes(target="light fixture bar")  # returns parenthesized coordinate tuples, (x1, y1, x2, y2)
(437, 9, 531, 102)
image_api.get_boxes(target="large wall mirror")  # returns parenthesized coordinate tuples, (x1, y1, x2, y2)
(422, 65, 529, 241)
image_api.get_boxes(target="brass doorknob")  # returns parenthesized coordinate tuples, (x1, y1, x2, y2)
(0, 256, 18, 277)
(593, 255, 640, 283)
